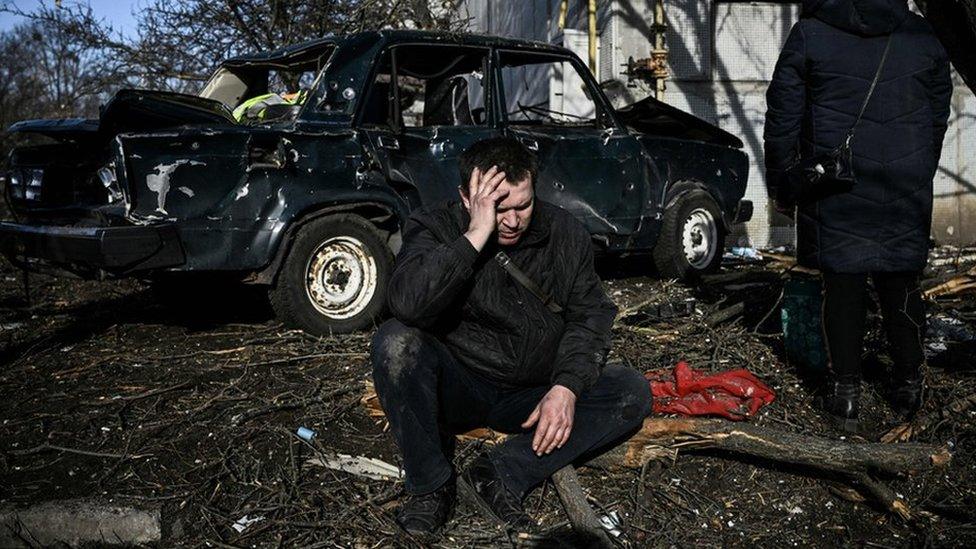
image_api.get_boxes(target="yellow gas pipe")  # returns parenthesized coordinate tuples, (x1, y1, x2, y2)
(588, 0, 597, 75)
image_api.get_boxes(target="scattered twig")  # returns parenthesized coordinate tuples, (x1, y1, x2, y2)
(90, 381, 192, 405)
(7, 444, 150, 460)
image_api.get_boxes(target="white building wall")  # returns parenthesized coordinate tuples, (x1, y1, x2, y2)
(456, 0, 976, 248)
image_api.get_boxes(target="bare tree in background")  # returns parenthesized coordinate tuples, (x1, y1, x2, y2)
(0, 10, 127, 152)
(1, 0, 462, 95)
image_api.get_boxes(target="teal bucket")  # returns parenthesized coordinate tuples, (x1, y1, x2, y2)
(781, 276, 829, 377)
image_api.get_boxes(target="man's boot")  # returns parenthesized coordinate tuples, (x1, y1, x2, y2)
(459, 452, 537, 532)
(890, 377, 923, 420)
(820, 378, 860, 433)
(395, 480, 456, 537)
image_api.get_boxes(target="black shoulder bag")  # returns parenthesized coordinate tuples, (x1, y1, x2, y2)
(781, 35, 892, 204)
(494, 251, 563, 314)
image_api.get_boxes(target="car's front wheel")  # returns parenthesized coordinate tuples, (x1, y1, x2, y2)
(270, 214, 392, 334)
(652, 189, 726, 280)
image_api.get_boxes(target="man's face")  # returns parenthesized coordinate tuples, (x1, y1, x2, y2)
(495, 176, 535, 245)
(462, 175, 535, 246)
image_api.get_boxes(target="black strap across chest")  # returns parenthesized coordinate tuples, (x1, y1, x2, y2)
(846, 34, 893, 144)
(494, 251, 563, 314)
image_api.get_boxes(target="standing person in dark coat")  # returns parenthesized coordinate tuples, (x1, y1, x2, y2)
(370, 137, 651, 537)
(765, 0, 952, 430)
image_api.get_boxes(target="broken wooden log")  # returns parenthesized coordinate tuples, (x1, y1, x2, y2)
(825, 477, 912, 520)
(600, 418, 951, 476)
(587, 418, 949, 520)
(551, 466, 615, 548)
(704, 301, 745, 327)
(761, 252, 820, 276)
(923, 265, 976, 298)
(853, 473, 912, 520)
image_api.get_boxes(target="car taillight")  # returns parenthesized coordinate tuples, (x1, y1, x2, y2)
(25, 169, 43, 201)
(5, 168, 43, 201)
(6, 170, 22, 199)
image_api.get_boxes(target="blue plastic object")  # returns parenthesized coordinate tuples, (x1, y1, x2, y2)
(296, 426, 316, 441)
(730, 247, 762, 260)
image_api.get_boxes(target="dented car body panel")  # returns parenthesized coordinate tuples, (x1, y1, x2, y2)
(1, 30, 750, 281)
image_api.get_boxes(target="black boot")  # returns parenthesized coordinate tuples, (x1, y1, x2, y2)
(820, 380, 860, 433)
(458, 452, 537, 532)
(890, 378, 923, 420)
(395, 480, 456, 537)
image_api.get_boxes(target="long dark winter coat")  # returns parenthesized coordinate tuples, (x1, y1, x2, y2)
(764, 0, 952, 273)
(387, 199, 617, 397)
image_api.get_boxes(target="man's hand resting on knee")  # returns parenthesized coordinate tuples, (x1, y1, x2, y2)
(522, 385, 576, 456)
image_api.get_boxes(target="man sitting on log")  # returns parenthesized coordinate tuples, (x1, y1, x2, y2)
(370, 137, 652, 536)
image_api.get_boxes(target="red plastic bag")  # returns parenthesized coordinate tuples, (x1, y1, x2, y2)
(645, 361, 775, 420)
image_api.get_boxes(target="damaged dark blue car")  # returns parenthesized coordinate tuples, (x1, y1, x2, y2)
(0, 31, 751, 334)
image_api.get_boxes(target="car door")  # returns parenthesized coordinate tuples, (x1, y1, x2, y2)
(496, 49, 648, 243)
(357, 44, 500, 209)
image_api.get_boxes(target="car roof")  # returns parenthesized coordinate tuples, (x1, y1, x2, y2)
(222, 30, 568, 66)
(222, 36, 339, 66)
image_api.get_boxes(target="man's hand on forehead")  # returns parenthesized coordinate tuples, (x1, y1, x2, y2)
(463, 165, 509, 252)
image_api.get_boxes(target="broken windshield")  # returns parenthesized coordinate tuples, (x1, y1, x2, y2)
(199, 44, 335, 124)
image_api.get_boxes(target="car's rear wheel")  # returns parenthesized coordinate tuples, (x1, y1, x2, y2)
(270, 214, 392, 334)
(653, 189, 725, 280)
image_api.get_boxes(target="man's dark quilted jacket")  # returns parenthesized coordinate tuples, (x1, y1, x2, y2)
(764, 0, 952, 273)
(386, 199, 617, 397)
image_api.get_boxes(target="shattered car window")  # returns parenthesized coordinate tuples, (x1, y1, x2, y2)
(268, 70, 316, 96)
(360, 46, 488, 129)
(499, 52, 599, 127)
(231, 69, 317, 124)
(200, 45, 333, 125)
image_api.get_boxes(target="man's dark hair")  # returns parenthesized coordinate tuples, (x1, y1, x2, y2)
(458, 137, 538, 195)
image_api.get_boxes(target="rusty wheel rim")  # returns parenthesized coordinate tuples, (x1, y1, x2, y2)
(304, 236, 378, 320)
(681, 208, 717, 270)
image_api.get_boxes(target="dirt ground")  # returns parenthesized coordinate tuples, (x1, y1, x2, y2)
(1, 251, 975, 547)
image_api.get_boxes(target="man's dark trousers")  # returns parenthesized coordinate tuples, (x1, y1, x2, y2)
(371, 318, 653, 497)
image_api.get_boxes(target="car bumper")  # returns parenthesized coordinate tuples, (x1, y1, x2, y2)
(0, 221, 185, 274)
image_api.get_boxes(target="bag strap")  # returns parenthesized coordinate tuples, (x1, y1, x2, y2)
(494, 251, 563, 314)
(846, 34, 892, 144)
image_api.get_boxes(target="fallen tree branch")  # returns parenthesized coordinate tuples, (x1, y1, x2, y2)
(853, 473, 912, 520)
(923, 265, 976, 298)
(600, 418, 951, 476)
(246, 352, 369, 368)
(705, 301, 745, 327)
(90, 381, 192, 406)
(761, 252, 820, 275)
(232, 385, 358, 426)
(551, 466, 616, 548)
(7, 444, 150, 460)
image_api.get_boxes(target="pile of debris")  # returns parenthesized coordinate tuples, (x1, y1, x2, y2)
(0, 249, 975, 546)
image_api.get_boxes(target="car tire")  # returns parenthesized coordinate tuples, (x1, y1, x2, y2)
(270, 214, 392, 335)
(653, 189, 726, 280)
